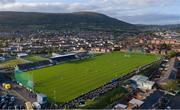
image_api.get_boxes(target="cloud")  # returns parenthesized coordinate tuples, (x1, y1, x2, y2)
(0, 0, 95, 12)
(90, 0, 176, 8)
(0, 0, 15, 4)
(0, 0, 179, 24)
(0, 2, 93, 13)
(120, 14, 180, 24)
(128, 0, 164, 6)
(1, 0, 175, 13)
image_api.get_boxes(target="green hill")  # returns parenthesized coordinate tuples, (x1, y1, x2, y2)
(0, 11, 136, 31)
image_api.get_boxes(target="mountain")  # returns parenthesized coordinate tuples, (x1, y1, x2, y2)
(0, 11, 136, 32)
(137, 24, 180, 31)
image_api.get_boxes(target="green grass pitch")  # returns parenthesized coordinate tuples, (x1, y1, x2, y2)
(23, 55, 48, 62)
(27, 52, 159, 103)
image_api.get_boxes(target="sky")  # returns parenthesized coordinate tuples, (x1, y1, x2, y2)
(0, 0, 180, 24)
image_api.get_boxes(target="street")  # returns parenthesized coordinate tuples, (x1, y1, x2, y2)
(155, 57, 176, 84)
(0, 74, 36, 107)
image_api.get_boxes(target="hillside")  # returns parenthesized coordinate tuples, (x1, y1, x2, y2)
(137, 24, 180, 31)
(0, 11, 136, 31)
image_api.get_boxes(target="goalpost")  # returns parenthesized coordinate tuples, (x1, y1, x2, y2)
(124, 48, 132, 58)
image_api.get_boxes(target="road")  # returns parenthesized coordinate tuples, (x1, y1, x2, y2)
(167, 92, 180, 109)
(156, 57, 176, 84)
(140, 90, 164, 109)
(0, 74, 36, 105)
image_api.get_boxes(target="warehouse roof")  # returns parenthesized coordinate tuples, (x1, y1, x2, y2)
(131, 75, 148, 82)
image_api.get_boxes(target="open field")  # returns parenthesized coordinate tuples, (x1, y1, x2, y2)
(0, 59, 28, 68)
(22, 55, 48, 62)
(27, 52, 159, 103)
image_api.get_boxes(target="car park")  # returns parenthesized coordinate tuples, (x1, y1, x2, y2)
(0, 94, 23, 109)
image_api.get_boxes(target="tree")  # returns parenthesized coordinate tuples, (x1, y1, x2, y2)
(167, 50, 176, 58)
(160, 43, 171, 50)
(163, 80, 179, 92)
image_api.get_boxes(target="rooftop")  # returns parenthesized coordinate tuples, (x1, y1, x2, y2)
(131, 75, 149, 82)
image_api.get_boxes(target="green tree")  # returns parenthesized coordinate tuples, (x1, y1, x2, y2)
(167, 50, 176, 58)
(164, 80, 179, 92)
(160, 43, 171, 50)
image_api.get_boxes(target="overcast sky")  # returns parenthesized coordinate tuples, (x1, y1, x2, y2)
(0, 0, 180, 24)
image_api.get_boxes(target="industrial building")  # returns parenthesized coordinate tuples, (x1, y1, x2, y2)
(130, 75, 155, 90)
